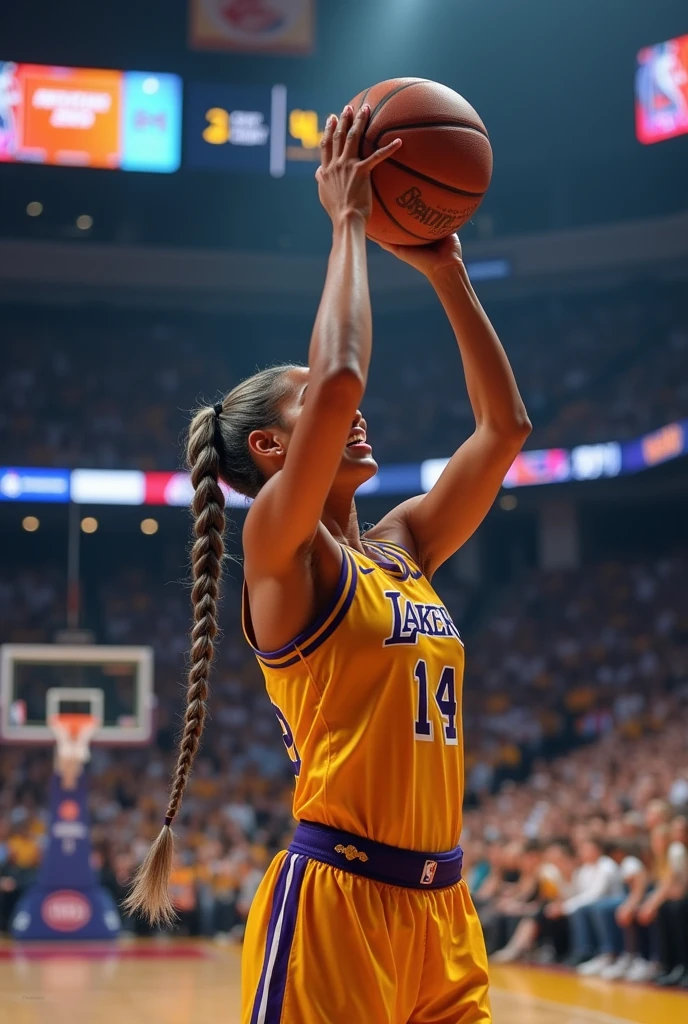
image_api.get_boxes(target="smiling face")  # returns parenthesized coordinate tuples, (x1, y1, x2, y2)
(247, 367, 379, 492)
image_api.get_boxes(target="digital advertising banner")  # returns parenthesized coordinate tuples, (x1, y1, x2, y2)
(636, 34, 688, 144)
(0, 61, 182, 171)
(2, 420, 686, 505)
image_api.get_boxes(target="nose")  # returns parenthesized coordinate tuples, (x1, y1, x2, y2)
(352, 410, 366, 431)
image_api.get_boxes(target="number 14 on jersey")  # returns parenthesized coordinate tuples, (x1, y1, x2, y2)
(414, 660, 458, 745)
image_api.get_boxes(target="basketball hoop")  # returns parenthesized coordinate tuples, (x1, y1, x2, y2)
(49, 712, 99, 790)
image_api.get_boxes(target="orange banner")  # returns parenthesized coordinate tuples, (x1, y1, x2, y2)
(189, 0, 314, 53)
(18, 65, 121, 168)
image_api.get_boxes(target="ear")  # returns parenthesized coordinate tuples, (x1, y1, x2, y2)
(247, 428, 284, 459)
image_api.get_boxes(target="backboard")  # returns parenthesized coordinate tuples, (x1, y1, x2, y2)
(0, 644, 154, 744)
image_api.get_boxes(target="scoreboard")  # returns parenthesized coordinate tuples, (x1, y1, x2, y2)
(186, 81, 328, 176)
(186, 84, 273, 172)
(0, 62, 330, 176)
(0, 62, 345, 177)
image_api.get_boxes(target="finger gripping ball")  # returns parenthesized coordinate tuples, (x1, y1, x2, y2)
(349, 78, 492, 246)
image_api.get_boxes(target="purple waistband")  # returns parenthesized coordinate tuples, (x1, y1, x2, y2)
(289, 820, 463, 890)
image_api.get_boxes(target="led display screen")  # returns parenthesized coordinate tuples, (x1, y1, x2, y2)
(0, 61, 182, 171)
(186, 82, 274, 172)
(186, 81, 327, 176)
(636, 35, 688, 144)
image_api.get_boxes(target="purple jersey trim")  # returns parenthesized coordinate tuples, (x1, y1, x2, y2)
(363, 538, 424, 574)
(254, 550, 358, 670)
(246, 545, 349, 660)
(299, 552, 358, 658)
(289, 820, 463, 890)
(250, 852, 308, 1024)
(361, 540, 424, 583)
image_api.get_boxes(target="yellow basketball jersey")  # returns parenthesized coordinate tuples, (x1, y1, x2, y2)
(242, 540, 465, 852)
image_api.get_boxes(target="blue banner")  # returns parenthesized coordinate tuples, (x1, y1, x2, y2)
(121, 71, 182, 173)
(0, 467, 70, 502)
(361, 462, 423, 496)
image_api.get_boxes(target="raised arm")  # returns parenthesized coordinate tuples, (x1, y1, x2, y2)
(243, 105, 401, 573)
(370, 235, 531, 578)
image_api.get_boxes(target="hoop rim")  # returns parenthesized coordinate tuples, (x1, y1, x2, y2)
(49, 712, 99, 740)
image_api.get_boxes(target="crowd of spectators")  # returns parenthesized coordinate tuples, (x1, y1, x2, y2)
(1, 544, 686, 982)
(463, 550, 688, 796)
(1, 281, 686, 472)
(465, 712, 688, 985)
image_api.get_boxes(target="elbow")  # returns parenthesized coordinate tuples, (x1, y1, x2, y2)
(509, 400, 533, 440)
(315, 364, 366, 407)
(483, 410, 532, 446)
(513, 412, 533, 442)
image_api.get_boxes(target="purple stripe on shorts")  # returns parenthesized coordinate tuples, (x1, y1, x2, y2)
(264, 854, 308, 1023)
(249, 853, 308, 1024)
(250, 856, 290, 1024)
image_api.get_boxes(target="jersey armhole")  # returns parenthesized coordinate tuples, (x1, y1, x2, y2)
(242, 547, 358, 669)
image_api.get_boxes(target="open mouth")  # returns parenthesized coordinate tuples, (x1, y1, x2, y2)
(346, 432, 370, 449)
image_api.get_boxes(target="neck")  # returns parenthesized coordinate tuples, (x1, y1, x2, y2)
(322, 491, 362, 551)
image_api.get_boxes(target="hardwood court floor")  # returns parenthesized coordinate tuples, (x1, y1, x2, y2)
(1, 940, 685, 1024)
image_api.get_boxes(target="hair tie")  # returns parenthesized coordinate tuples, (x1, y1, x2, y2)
(213, 403, 223, 418)
(164, 814, 174, 827)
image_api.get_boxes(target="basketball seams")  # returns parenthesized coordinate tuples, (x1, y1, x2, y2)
(367, 79, 430, 131)
(373, 119, 490, 144)
(354, 86, 371, 114)
(384, 158, 485, 198)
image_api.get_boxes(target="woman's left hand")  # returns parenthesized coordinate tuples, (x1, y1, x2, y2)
(374, 233, 463, 279)
(636, 900, 658, 926)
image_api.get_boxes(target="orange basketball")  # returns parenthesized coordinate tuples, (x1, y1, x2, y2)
(349, 78, 493, 246)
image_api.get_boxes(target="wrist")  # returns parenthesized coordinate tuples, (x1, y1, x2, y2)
(427, 257, 467, 286)
(332, 209, 368, 234)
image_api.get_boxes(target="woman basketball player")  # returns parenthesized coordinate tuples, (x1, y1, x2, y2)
(127, 103, 531, 1022)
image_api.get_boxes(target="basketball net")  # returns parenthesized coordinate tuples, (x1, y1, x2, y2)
(49, 713, 98, 790)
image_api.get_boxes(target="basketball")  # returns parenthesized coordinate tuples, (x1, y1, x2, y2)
(349, 78, 493, 246)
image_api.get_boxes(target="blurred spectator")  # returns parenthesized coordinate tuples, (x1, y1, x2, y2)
(1, 282, 686, 471)
(545, 837, 623, 969)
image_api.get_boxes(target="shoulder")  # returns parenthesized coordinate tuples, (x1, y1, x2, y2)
(620, 856, 643, 879)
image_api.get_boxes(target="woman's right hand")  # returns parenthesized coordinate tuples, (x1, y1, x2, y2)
(316, 103, 401, 226)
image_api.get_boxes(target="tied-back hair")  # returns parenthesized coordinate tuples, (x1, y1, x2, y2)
(124, 364, 299, 925)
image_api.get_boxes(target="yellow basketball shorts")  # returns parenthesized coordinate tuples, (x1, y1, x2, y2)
(242, 822, 490, 1024)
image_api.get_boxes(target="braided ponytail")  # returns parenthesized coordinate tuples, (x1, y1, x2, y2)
(125, 365, 297, 924)
(124, 404, 225, 925)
